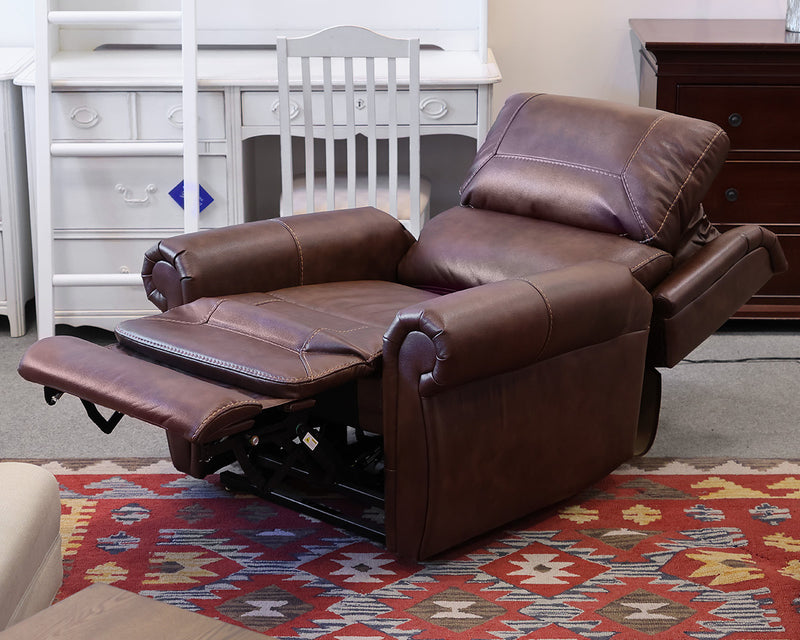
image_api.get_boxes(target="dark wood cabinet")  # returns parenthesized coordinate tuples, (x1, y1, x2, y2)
(630, 19, 800, 318)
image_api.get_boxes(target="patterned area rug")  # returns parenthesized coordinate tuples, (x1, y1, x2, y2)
(29, 457, 800, 639)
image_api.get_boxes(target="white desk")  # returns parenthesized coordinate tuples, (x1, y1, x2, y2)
(0, 48, 34, 336)
(17, 48, 500, 330)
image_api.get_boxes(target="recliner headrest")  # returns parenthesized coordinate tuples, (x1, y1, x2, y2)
(459, 93, 729, 254)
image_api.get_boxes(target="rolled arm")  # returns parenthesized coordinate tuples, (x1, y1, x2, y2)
(384, 260, 652, 395)
(143, 207, 414, 310)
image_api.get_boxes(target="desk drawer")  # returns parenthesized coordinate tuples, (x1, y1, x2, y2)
(52, 92, 132, 141)
(241, 90, 477, 127)
(703, 161, 800, 225)
(52, 155, 228, 231)
(138, 91, 226, 141)
(676, 85, 800, 150)
(53, 237, 156, 312)
(52, 91, 227, 141)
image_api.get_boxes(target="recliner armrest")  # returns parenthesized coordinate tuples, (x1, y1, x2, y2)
(142, 207, 414, 310)
(648, 225, 788, 367)
(653, 225, 787, 317)
(384, 261, 652, 395)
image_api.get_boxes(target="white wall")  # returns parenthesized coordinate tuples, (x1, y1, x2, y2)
(488, 0, 787, 114)
(0, 1, 34, 46)
(0, 1, 789, 112)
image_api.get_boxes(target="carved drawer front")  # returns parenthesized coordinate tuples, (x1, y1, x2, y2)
(51, 155, 228, 231)
(137, 91, 226, 141)
(51, 92, 131, 140)
(676, 85, 800, 150)
(241, 90, 477, 127)
(704, 161, 800, 225)
(53, 237, 157, 312)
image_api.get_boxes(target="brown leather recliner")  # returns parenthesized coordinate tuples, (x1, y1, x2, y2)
(19, 93, 786, 561)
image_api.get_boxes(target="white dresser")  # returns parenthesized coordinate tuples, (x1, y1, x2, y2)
(18, 1, 501, 332)
(0, 48, 34, 336)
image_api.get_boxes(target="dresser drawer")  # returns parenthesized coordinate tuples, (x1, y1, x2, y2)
(53, 237, 156, 312)
(703, 161, 800, 225)
(676, 85, 800, 151)
(137, 91, 226, 141)
(241, 90, 477, 127)
(51, 155, 228, 231)
(52, 92, 132, 141)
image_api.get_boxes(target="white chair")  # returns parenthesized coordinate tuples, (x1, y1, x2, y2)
(276, 25, 431, 237)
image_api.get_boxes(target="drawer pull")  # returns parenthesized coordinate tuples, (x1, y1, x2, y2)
(727, 113, 743, 128)
(270, 99, 301, 121)
(420, 97, 449, 120)
(115, 183, 157, 206)
(119, 266, 131, 274)
(725, 187, 739, 203)
(166, 105, 183, 128)
(69, 106, 100, 129)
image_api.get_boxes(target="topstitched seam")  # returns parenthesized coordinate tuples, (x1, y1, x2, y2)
(493, 153, 620, 178)
(621, 115, 667, 238)
(459, 93, 543, 195)
(197, 400, 260, 434)
(266, 291, 392, 329)
(276, 219, 305, 285)
(517, 278, 553, 360)
(642, 128, 726, 244)
(630, 252, 671, 272)
(115, 332, 372, 383)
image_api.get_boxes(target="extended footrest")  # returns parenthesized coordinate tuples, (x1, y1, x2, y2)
(18, 336, 288, 450)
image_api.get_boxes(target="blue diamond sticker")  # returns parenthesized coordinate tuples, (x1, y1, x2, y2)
(169, 181, 214, 213)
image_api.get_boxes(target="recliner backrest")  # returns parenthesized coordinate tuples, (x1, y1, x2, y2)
(458, 93, 729, 255)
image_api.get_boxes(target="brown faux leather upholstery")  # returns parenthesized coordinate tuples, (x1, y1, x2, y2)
(17, 92, 786, 561)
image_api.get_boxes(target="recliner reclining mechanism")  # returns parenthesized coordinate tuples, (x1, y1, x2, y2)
(19, 93, 787, 560)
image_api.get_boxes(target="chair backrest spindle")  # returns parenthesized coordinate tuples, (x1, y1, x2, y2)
(276, 25, 426, 236)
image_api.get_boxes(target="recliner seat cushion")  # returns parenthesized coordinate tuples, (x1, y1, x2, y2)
(459, 93, 729, 254)
(399, 206, 674, 293)
(116, 280, 438, 399)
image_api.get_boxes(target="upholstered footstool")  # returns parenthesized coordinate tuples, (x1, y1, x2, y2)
(0, 462, 63, 630)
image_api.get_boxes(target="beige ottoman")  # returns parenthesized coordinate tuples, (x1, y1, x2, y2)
(0, 462, 63, 630)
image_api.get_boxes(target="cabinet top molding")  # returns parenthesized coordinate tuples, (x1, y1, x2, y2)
(630, 19, 800, 51)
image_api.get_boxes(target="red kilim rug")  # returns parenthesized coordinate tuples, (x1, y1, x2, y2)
(29, 458, 800, 638)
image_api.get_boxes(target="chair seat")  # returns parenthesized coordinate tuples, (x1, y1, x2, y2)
(116, 280, 438, 399)
(289, 174, 432, 223)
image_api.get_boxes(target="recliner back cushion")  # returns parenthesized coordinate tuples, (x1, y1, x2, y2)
(459, 93, 729, 254)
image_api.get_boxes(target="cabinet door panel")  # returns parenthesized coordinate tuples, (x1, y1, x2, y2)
(51, 155, 228, 231)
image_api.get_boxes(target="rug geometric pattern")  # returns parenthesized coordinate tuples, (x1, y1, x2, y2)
(35, 458, 800, 639)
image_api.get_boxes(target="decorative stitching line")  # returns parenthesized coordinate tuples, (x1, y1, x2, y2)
(115, 331, 371, 383)
(644, 128, 727, 243)
(276, 219, 304, 285)
(621, 114, 667, 238)
(459, 93, 543, 195)
(630, 252, 671, 273)
(198, 400, 259, 432)
(494, 153, 620, 178)
(517, 278, 553, 360)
